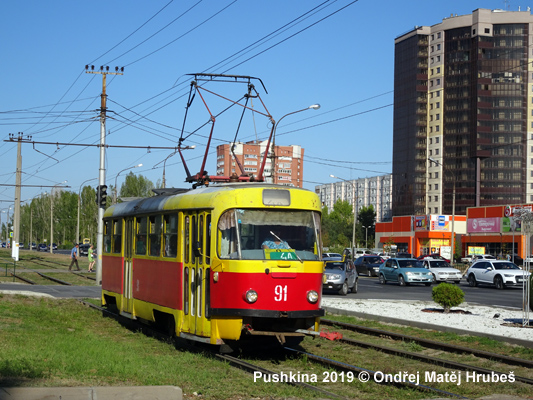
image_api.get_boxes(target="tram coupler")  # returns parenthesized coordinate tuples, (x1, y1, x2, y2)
(295, 329, 343, 341)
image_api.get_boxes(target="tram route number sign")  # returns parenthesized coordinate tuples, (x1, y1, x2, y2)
(264, 249, 298, 260)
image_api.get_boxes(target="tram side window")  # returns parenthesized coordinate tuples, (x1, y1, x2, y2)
(185, 216, 190, 263)
(206, 214, 211, 265)
(136, 217, 147, 256)
(104, 220, 112, 253)
(218, 211, 238, 258)
(113, 220, 122, 254)
(149, 215, 162, 257)
(164, 214, 178, 258)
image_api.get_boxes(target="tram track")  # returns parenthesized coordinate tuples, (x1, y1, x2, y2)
(77, 300, 474, 398)
(321, 318, 533, 368)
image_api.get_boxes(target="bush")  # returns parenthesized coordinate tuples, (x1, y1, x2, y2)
(432, 283, 464, 313)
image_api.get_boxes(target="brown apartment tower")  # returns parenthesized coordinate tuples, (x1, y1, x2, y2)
(393, 8, 533, 217)
(216, 141, 304, 187)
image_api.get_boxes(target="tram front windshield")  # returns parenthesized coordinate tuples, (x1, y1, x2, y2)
(218, 209, 321, 261)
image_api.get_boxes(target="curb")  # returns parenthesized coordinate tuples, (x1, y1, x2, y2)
(0, 386, 183, 400)
(323, 306, 533, 349)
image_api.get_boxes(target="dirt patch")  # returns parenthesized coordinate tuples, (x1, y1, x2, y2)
(422, 308, 472, 315)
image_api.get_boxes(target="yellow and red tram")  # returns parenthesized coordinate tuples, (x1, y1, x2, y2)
(101, 183, 324, 345)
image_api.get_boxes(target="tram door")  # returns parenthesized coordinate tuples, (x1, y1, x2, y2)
(182, 212, 211, 337)
(122, 218, 134, 315)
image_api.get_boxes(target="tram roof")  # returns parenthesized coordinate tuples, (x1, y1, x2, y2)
(103, 183, 318, 219)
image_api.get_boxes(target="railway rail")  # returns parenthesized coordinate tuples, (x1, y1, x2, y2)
(321, 318, 533, 368)
(78, 300, 477, 398)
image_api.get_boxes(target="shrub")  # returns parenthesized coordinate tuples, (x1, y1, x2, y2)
(432, 283, 464, 313)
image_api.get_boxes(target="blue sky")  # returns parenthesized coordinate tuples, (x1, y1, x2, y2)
(0, 0, 522, 205)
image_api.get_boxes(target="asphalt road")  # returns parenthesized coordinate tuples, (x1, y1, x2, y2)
(323, 276, 528, 310)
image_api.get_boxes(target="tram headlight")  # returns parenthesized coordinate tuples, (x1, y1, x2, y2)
(307, 290, 319, 304)
(213, 271, 219, 282)
(244, 289, 258, 304)
(322, 274, 327, 284)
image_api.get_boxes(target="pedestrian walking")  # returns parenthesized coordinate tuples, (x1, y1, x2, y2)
(68, 243, 80, 271)
(87, 245, 95, 272)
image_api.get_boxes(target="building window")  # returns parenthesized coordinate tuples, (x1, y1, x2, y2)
(435, 149, 439, 155)
(435, 172, 438, 179)
(437, 44, 441, 50)
(429, 138, 433, 144)
(436, 79, 441, 85)
(434, 207, 438, 213)
(436, 125, 440, 132)
(437, 55, 441, 62)
(437, 32, 441, 39)
(436, 114, 440, 120)
(435, 196, 438, 202)
(435, 137, 439, 143)
(436, 102, 440, 108)
(484, 28, 490, 34)
(435, 184, 438, 190)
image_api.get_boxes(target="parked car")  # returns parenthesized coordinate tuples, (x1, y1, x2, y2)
(38, 243, 49, 251)
(471, 254, 496, 263)
(417, 253, 450, 263)
(379, 258, 432, 286)
(421, 258, 462, 284)
(323, 259, 358, 295)
(30, 242, 37, 250)
(460, 254, 476, 264)
(396, 252, 412, 258)
(79, 243, 91, 256)
(465, 260, 530, 289)
(323, 252, 342, 259)
(354, 255, 384, 277)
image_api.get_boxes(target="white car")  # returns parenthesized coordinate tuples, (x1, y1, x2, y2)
(465, 260, 530, 289)
(422, 258, 462, 284)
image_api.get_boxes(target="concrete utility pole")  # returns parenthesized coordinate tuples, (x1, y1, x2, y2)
(86, 65, 123, 285)
(12, 133, 22, 247)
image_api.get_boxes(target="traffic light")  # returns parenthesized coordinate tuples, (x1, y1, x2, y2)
(96, 185, 108, 208)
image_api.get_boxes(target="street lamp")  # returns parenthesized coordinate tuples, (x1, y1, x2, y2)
(77, 178, 98, 256)
(363, 226, 370, 249)
(429, 157, 456, 265)
(268, 104, 320, 183)
(114, 164, 143, 204)
(50, 181, 67, 254)
(154, 146, 196, 189)
(330, 174, 357, 258)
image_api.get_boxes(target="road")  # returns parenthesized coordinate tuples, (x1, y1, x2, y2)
(322, 276, 528, 310)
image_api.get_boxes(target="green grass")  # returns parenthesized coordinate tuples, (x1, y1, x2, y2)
(0, 294, 310, 399)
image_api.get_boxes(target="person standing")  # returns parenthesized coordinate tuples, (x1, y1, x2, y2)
(68, 243, 80, 271)
(87, 245, 95, 272)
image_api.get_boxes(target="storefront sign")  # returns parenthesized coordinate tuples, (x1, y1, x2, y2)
(467, 218, 500, 233)
(414, 215, 428, 231)
(502, 217, 522, 232)
(430, 215, 449, 232)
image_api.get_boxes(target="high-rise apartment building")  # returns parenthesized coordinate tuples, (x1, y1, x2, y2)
(393, 8, 533, 217)
(216, 140, 304, 187)
(315, 175, 393, 223)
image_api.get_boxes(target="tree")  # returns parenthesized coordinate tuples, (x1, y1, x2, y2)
(322, 200, 354, 252)
(356, 205, 376, 248)
(119, 172, 155, 200)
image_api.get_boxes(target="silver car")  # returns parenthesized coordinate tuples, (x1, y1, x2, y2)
(323, 259, 358, 296)
(466, 260, 530, 289)
(422, 258, 462, 284)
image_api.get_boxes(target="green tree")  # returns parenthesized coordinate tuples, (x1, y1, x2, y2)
(356, 205, 376, 248)
(119, 172, 155, 200)
(322, 200, 354, 253)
